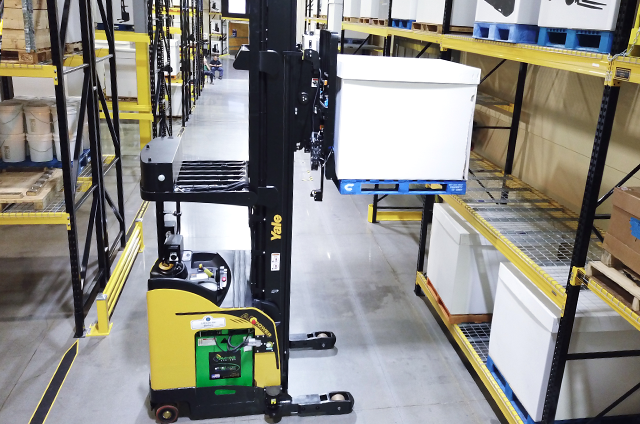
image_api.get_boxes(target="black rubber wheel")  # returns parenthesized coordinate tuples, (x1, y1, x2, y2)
(155, 404, 179, 423)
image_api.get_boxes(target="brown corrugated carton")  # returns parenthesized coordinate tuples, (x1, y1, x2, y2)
(603, 187, 640, 275)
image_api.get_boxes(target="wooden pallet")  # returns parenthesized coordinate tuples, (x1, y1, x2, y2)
(424, 276, 492, 325)
(343, 17, 360, 22)
(0, 169, 63, 211)
(587, 252, 640, 312)
(359, 17, 372, 24)
(65, 42, 83, 54)
(1, 49, 52, 64)
(371, 19, 388, 27)
(411, 21, 473, 34)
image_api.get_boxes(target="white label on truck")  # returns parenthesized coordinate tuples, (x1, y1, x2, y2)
(271, 253, 281, 271)
(191, 316, 226, 330)
(198, 338, 217, 346)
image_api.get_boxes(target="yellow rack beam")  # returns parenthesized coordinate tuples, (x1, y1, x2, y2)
(0, 63, 58, 81)
(104, 101, 151, 113)
(95, 30, 150, 44)
(367, 204, 422, 222)
(573, 267, 640, 331)
(416, 272, 523, 424)
(99, 111, 154, 121)
(0, 210, 69, 227)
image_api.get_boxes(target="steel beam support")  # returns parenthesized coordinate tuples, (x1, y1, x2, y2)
(504, 62, 527, 175)
(541, 84, 621, 423)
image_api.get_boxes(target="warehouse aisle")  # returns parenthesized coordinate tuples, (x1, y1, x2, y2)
(0, 58, 499, 423)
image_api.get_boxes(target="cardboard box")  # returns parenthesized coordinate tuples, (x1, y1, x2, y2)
(416, 0, 477, 27)
(3, 7, 49, 30)
(1, 29, 51, 51)
(475, 0, 541, 25)
(490, 263, 640, 421)
(427, 203, 506, 315)
(603, 187, 640, 275)
(6, 0, 47, 9)
(538, 0, 621, 31)
(391, 0, 418, 20)
(334, 55, 480, 180)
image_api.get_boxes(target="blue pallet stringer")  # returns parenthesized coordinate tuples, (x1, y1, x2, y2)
(473, 22, 538, 44)
(485, 356, 640, 424)
(538, 27, 613, 54)
(391, 19, 415, 30)
(338, 179, 466, 195)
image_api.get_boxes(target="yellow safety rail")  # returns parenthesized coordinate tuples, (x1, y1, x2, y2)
(88, 217, 145, 336)
(416, 272, 524, 424)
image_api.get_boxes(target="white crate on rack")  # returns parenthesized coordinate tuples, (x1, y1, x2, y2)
(360, 0, 390, 19)
(391, 0, 418, 20)
(427, 203, 506, 315)
(489, 263, 640, 422)
(334, 55, 480, 181)
(475, 0, 541, 25)
(343, 0, 362, 18)
(416, 0, 477, 27)
(538, 0, 622, 31)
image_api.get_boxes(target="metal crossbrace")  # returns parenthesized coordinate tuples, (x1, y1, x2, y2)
(458, 323, 491, 364)
(458, 153, 603, 282)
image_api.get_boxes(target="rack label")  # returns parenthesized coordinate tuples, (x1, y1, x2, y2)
(615, 68, 631, 81)
(271, 253, 281, 271)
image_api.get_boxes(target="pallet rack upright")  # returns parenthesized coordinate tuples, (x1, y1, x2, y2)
(150, 0, 172, 137)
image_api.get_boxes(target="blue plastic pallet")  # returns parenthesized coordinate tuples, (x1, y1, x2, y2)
(0, 149, 91, 170)
(486, 356, 640, 424)
(538, 27, 613, 54)
(391, 19, 415, 30)
(473, 22, 538, 44)
(338, 180, 466, 195)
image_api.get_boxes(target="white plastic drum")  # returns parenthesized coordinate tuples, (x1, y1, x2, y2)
(27, 133, 53, 162)
(0, 100, 25, 135)
(51, 103, 79, 138)
(24, 102, 52, 135)
(53, 133, 77, 161)
(0, 133, 26, 162)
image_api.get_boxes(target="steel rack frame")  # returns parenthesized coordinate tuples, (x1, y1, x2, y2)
(150, 0, 173, 137)
(0, 0, 130, 337)
(301, 1, 640, 422)
(179, 0, 204, 127)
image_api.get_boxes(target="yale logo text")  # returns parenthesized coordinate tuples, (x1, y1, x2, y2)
(271, 214, 282, 241)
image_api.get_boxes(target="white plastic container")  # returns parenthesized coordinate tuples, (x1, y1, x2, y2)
(334, 55, 480, 181)
(475, 0, 541, 25)
(489, 263, 640, 421)
(53, 133, 77, 161)
(0, 133, 26, 162)
(51, 104, 80, 139)
(360, 0, 389, 19)
(97, 41, 138, 98)
(24, 102, 52, 135)
(343, 0, 362, 17)
(391, 0, 418, 20)
(0, 100, 25, 135)
(417, 0, 477, 27)
(27, 133, 53, 162)
(538, 0, 621, 31)
(427, 204, 506, 315)
(319, 0, 329, 16)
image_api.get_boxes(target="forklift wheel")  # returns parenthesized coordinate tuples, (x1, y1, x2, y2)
(155, 404, 179, 423)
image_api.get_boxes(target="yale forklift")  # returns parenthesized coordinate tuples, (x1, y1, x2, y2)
(140, 0, 350, 422)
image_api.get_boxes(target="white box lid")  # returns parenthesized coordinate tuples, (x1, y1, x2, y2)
(336, 55, 481, 85)
(433, 203, 482, 246)
(499, 263, 637, 334)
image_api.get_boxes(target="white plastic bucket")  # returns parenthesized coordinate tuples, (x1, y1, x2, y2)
(27, 133, 53, 162)
(53, 133, 77, 161)
(51, 103, 79, 138)
(24, 102, 52, 135)
(0, 101, 25, 135)
(0, 133, 26, 162)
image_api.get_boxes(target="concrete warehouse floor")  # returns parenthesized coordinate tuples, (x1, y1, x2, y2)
(0, 58, 499, 424)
